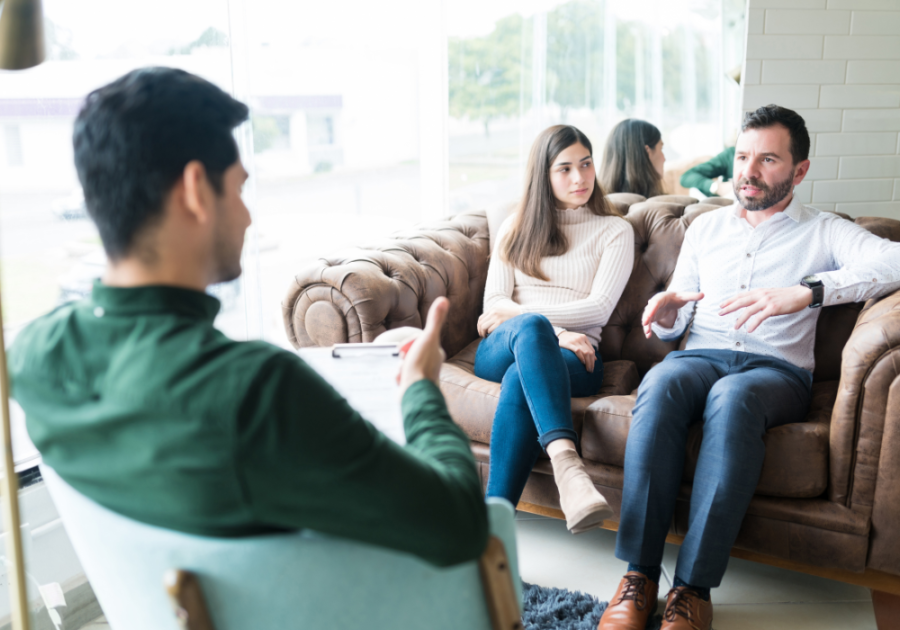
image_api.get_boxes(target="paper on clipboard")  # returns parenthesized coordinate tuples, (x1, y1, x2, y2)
(297, 345, 406, 445)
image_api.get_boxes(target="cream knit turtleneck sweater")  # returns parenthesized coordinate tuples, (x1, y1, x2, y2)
(483, 206, 634, 347)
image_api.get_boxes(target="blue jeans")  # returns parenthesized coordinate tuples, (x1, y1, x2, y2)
(474, 313, 605, 505)
(615, 349, 813, 588)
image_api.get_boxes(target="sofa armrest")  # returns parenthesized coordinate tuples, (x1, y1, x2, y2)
(281, 211, 491, 359)
(828, 288, 900, 573)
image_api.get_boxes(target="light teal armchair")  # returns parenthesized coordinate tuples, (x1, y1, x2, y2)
(41, 465, 522, 630)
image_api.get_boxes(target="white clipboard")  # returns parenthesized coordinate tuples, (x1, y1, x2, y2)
(297, 344, 406, 445)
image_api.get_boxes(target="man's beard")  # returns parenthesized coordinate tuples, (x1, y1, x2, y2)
(736, 172, 794, 211)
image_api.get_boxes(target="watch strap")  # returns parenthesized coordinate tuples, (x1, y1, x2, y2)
(801, 277, 824, 308)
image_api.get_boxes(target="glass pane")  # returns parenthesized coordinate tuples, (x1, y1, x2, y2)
(240, 0, 429, 346)
(447, 0, 735, 212)
(0, 0, 245, 338)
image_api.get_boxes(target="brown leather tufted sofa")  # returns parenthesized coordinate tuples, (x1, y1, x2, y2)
(282, 193, 900, 598)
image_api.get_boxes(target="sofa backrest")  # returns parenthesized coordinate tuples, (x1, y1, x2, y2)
(283, 210, 492, 359)
(283, 194, 900, 381)
(598, 199, 717, 375)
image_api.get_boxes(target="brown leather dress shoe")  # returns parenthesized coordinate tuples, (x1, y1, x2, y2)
(659, 587, 713, 630)
(597, 571, 659, 630)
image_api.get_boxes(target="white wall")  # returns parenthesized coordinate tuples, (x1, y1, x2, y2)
(742, 0, 900, 219)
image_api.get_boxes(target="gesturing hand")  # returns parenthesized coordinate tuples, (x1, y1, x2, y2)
(558, 331, 596, 373)
(399, 297, 449, 394)
(477, 302, 523, 337)
(718, 285, 812, 333)
(641, 291, 705, 339)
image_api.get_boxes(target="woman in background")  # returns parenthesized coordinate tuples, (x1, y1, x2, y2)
(599, 119, 666, 198)
(476, 125, 634, 533)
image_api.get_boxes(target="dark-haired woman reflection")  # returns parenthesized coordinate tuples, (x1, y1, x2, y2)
(599, 118, 666, 198)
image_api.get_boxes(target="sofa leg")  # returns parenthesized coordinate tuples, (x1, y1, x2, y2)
(872, 590, 900, 630)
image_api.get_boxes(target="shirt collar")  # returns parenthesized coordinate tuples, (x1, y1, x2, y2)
(729, 194, 808, 224)
(781, 195, 807, 223)
(91, 281, 221, 321)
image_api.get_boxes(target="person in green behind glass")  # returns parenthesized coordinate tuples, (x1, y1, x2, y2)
(680, 146, 735, 198)
(8, 67, 487, 567)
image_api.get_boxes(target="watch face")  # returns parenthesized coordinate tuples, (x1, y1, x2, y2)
(802, 275, 820, 285)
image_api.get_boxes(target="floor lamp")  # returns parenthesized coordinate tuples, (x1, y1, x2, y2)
(0, 1, 45, 629)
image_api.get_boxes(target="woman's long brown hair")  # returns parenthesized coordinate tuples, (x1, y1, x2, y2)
(499, 125, 616, 281)
(598, 119, 665, 198)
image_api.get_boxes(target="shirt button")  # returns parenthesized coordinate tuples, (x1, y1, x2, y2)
(746, 253, 752, 258)
(735, 342, 741, 347)
(741, 285, 746, 289)
(837, 295, 842, 300)
(93, 307, 104, 318)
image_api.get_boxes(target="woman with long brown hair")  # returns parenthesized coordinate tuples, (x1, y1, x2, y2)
(475, 125, 634, 533)
(599, 118, 666, 198)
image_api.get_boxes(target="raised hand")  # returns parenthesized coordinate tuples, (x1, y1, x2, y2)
(718, 285, 812, 333)
(641, 291, 705, 339)
(399, 297, 449, 394)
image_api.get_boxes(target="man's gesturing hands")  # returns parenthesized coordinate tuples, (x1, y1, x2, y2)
(641, 291, 704, 339)
(399, 297, 449, 394)
(718, 285, 813, 333)
(641, 285, 814, 340)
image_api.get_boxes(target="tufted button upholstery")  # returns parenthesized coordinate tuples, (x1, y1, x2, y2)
(598, 200, 713, 375)
(283, 210, 490, 359)
(284, 195, 900, 578)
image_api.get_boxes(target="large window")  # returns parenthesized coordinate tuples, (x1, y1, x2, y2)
(0, 0, 741, 347)
(447, 0, 744, 212)
(0, 0, 446, 347)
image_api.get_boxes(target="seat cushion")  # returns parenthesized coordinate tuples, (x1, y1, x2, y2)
(579, 381, 837, 499)
(446, 338, 835, 500)
(439, 339, 640, 448)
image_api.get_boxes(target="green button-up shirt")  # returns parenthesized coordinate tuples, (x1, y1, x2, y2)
(9, 283, 487, 566)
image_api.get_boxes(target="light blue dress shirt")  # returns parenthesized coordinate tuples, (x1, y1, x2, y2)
(652, 197, 900, 371)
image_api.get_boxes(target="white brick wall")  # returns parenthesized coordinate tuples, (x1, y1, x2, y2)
(743, 0, 900, 219)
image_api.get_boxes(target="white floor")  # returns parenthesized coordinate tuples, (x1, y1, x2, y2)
(515, 512, 878, 630)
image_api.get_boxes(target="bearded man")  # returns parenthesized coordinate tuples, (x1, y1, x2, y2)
(598, 105, 900, 630)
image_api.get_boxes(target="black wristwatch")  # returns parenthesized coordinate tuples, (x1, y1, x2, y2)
(801, 275, 824, 309)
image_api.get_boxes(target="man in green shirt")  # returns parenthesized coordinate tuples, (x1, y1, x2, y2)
(679, 146, 735, 198)
(9, 67, 487, 567)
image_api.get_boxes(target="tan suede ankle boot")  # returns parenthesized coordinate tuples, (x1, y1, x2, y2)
(549, 449, 613, 533)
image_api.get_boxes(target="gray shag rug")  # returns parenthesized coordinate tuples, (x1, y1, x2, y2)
(522, 582, 662, 630)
